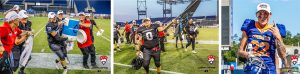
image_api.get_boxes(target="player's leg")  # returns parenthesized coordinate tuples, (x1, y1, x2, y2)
(126, 32, 130, 44)
(160, 37, 165, 52)
(191, 37, 196, 53)
(180, 34, 184, 48)
(185, 35, 192, 50)
(89, 44, 98, 68)
(11, 46, 21, 72)
(19, 56, 31, 74)
(80, 47, 89, 69)
(143, 49, 151, 74)
(175, 36, 179, 48)
(18, 46, 31, 74)
(50, 44, 67, 69)
(152, 47, 161, 74)
(62, 42, 69, 63)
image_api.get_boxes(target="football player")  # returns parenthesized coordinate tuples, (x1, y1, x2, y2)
(45, 12, 68, 74)
(237, 3, 289, 74)
(136, 18, 175, 74)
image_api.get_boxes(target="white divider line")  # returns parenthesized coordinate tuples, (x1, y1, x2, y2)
(100, 35, 110, 41)
(114, 63, 185, 74)
(93, 31, 110, 41)
(34, 25, 46, 38)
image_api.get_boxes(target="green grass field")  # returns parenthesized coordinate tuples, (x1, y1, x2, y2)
(0, 16, 111, 74)
(166, 28, 219, 41)
(114, 28, 219, 74)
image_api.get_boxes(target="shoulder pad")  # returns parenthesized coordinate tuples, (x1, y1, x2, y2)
(241, 19, 255, 31)
(276, 24, 286, 38)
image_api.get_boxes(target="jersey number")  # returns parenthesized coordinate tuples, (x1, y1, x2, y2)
(250, 40, 270, 55)
(145, 32, 153, 40)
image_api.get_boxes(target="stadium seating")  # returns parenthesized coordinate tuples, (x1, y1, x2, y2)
(6, 0, 24, 5)
(53, 0, 67, 6)
(122, 16, 216, 26)
(89, 0, 111, 14)
(74, 0, 87, 12)
(25, 0, 52, 3)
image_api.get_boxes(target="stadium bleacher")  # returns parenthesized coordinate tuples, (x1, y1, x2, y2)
(24, 0, 52, 3)
(3, 0, 111, 15)
(74, 0, 87, 12)
(89, 0, 110, 14)
(53, 0, 67, 6)
(117, 16, 217, 26)
(6, 0, 24, 5)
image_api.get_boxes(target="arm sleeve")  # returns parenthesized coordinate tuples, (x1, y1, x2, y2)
(46, 24, 56, 34)
(0, 27, 8, 38)
(16, 28, 22, 36)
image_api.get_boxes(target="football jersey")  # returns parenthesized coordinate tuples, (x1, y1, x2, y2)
(241, 19, 286, 65)
(185, 24, 196, 35)
(113, 26, 119, 39)
(137, 24, 159, 49)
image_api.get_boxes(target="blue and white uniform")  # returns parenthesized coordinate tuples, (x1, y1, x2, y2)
(242, 19, 286, 74)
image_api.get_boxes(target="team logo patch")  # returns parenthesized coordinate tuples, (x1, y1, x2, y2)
(207, 55, 215, 64)
(47, 27, 52, 32)
(100, 56, 108, 65)
(291, 55, 298, 65)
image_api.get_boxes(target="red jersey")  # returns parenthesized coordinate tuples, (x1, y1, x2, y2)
(124, 24, 131, 33)
(0, 22, 22, 58)
(158, 31, 165, 38)
(77, 19, 93, 48)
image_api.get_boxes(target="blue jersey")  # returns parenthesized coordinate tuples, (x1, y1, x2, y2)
(242, 19, 286, 74)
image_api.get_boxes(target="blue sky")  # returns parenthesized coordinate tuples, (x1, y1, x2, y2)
(232, 0, 300, 38)
(114, 0, 217, 22)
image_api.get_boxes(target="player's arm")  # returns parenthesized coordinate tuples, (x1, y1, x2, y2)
(136, 34, 142, 55)
(275, 54, 281, 74)
(0, 39, 4, 55)
(15, 31, 30, 45)
(275, 37, 289, 68)
(0, 29, 7, 54)
(50, 31, 68, 41)
(92, 20, 101, 31)
(270, 22, 290, 68)
(161, 19, 176, 31)
(238, 31, 249, 58)
(79, 21, 91, 28)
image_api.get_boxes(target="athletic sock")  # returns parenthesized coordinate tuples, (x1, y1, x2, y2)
(157, 66, 161, 74)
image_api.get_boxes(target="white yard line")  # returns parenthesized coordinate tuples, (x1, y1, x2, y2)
(34, 25, 46, 38)
(100, 35, 110, 41)
(114, 63, 185, 74)
(93, 31, 110, 41)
